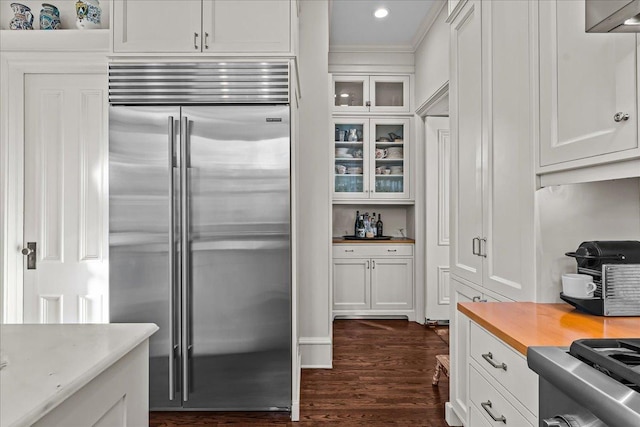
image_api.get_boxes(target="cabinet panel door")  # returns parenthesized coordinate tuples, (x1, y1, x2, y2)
(370, 258, 413, 310)
(370, 75, 411, 114)
(539, 0, 638, 166)
(450, 0, 483, 285)
(481, 0, 535, 301)
(450, 278, 482, 426)
(369, 118, 410, 200)
(333, 117, 370, 199)
(332, 259, 370, 311)
(202, 0, 290, 53)
(113, 0, 202, 53)
(332, 75, 370, 113)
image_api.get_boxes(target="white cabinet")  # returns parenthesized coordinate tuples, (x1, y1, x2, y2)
(332, 75, 411, 114)
(539, 0, 639, 171)
(448, 276, 501, 426)
(113, 0, 291, 54)
(333, 117, 411, 201)
(449, 0, 535, 301)
(332, 244, 414, 319)
(469, 322, 538, 426)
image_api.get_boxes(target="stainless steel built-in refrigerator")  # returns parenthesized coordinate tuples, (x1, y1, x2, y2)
(108, 63, 291, 411)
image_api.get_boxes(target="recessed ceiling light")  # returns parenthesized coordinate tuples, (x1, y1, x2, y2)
(374, 8, 389, 19)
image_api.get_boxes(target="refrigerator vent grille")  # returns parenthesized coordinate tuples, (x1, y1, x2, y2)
(108, 62, 289, 104)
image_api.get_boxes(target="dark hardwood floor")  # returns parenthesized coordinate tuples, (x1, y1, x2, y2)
(150, 319, 450, 426)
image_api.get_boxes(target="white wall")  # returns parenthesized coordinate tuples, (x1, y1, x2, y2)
(414, 3, 449, 107)
(297, 0, 332, 368)
(535, 178, 640, 302)
(332, 205, 410, 238)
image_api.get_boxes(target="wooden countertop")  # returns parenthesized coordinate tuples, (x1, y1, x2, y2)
(332, 237, 415, 244)
(458, 302, 640, 356)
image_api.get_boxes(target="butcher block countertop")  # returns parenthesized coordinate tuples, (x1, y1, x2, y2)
(332, 237, 415, 244)
(458, 302, 640, 356)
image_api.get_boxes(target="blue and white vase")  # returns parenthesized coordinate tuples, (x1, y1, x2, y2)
(40, 3, 61, 30)
(9, 3, 34, 30)
(75, 0, 101, 29)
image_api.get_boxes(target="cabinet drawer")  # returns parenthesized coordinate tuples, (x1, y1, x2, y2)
(469, 322, 538, 414)
(332, 244, 413, 258)
(470, 365, 534, 427)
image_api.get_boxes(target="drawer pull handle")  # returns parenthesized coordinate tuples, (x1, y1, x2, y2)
(387, 249, 397, 252)
(472, 296, 487, 303)
(345, 249, 354, 252)
(481, 400, 506, 424)
(482, 352, 507, 371)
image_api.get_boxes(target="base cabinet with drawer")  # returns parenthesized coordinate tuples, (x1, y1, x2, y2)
(332, 244, 414, 320)
(469, 321, 538, 426)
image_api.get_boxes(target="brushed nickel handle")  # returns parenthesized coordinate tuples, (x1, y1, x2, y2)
(480, 237, 488, 258)
(482, 352, 507, 371)
(345, 249, 354, 253)
(481, 400, 506, 423)
(366, 260, 370, 269)
(194, 32, 199, 50)
(472, 237, 480, 256)
(387, 249, 397, 252)
(204, 32, 209, 49)
(614, 112, 629, 122)
(372, 260, 376, 269)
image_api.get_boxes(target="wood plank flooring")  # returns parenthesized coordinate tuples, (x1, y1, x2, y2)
(150, 319, 450, 426)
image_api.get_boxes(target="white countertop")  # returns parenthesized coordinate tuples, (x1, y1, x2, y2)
(0, 323, 158, 427)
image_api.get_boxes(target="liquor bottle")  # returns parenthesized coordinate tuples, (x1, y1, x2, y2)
(354, 210, 360, 236)
(356, 215, 365, 238)
(371, 213, 377, 237)
(376, 214, 383, 237)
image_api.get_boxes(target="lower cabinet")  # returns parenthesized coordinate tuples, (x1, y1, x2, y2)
(332, 244, 414, 320)
(468, 321, 538, 426)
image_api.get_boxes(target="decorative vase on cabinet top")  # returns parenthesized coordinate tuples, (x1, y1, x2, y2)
(75, 0, 101, 29)
(39, 3, 61, 30)
(9, 3, 34, 30)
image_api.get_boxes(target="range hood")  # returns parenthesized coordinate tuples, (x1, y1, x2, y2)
(586, 0, 640, 32)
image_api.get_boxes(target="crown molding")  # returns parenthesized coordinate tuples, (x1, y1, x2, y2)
(416, 81, 449, 117)
(412, 0, 447, 51)
(329, 44, 415, 54)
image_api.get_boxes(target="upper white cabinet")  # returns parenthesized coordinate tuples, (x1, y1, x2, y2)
(332, 75, 411, 114)
(333, 117, 411, 201)
(450, 0, 535, 302)
(113, 0, 291, 54)
(538, 0, 639, 171)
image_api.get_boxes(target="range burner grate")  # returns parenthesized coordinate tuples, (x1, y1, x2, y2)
(570, 339, 640, 389)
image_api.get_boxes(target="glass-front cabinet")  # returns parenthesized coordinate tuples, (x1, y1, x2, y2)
(333, 75, 411, 114)
(333, 117, 410, 200)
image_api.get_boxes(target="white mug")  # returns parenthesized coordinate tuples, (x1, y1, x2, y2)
(561, 273, 597, 298)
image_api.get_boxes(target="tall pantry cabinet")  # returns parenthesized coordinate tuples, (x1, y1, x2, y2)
(448, 0, 537, 424)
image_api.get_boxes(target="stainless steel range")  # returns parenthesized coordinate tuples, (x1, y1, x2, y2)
(528, 338, 640, 426)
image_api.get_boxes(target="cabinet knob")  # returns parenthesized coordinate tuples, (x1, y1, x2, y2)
(613, 112, 630, 122)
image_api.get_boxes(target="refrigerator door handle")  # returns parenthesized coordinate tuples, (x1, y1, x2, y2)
(180, 116, 190, 402)
(168, 116, 176, 401)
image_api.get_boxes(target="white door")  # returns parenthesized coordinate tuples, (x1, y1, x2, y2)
(370, 258, 413, 310)
(23, 74, 108, 324)
(450, 0, 483, 285)
(539, 0, 638, 166)
(202, 0, 290, 53)
(425, 117, 450, 321)
(332, 259, 370, 311)
(113, 0, 202, 53)
(481, 0, 535, 301)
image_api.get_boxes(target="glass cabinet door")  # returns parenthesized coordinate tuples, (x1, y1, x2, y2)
(333, 76, 370, 113)
(370, 118, 410, 199)
(333, 118, 369, 198)
(370, 76, 411, 113)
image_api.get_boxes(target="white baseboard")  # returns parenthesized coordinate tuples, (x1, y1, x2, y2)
(445, 402, 463, 426)
(299, 336, 332, 368)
